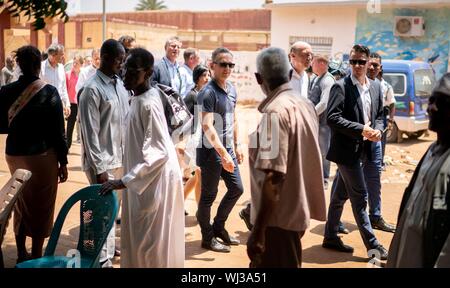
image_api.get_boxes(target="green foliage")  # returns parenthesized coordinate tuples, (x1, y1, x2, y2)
(0, 0, 69, 30)
(135, 0, 167, 11)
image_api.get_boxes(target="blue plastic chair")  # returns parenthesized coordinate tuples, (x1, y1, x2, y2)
(16, 184, 118, 268)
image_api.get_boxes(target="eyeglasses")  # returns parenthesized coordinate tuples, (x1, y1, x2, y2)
(214, 62, 235, 69)
(349, 59, 368, 66)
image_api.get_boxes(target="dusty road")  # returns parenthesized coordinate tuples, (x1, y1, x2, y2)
(0, 105, 435, 268)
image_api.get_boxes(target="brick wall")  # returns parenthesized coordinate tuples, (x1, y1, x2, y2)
(70, 9, 271, 31)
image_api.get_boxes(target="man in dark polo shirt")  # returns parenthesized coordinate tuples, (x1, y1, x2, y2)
(196, 47, 244, 253)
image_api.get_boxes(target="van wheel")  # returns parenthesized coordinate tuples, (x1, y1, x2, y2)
(387, 122, 403, 143)
(406, 130, 426, 140)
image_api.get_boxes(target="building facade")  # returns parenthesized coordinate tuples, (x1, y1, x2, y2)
(268, 0, 450, 79)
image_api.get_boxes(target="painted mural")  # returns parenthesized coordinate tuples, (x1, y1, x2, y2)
(355, 7, 450, 79)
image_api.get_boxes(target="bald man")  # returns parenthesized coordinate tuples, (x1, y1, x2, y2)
(289, 41, 314, 99)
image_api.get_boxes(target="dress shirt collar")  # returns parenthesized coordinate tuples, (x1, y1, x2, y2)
(183, 64, 193, 74)
(351, 74, 370, 90)
(163, 56, 179, 69)
(97, 70, 118, 85)
(44, 59, 59, 70)
(291, 66, 306, 80)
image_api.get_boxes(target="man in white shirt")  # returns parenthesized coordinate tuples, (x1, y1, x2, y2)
(40, 44, 70, 117)
(76, 49, 100, 96)
(309, 55, 335, 188)
(323, 44, 388, 261)
(78, 39, 129, 268)
(289, 41, 313, 99)
(179, 48, 200, 98)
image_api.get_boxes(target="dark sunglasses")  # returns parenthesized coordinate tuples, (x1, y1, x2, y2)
(214, 62, 235, 69)
(349, 59, 368, 66)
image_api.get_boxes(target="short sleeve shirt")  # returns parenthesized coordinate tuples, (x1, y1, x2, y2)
(197, 80, 237, 149)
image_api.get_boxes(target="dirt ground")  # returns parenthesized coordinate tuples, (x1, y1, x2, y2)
(0, 105, 436, 268)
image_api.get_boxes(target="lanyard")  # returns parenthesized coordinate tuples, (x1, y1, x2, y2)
(164, 58, 182, 94)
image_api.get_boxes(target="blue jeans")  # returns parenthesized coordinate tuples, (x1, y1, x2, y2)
(365, 141, 382, 221)
(319, 124, 331, 181)
(197, 148, 244, 242)
(324, 147, 380, 250)
(381, 109, 389, 162)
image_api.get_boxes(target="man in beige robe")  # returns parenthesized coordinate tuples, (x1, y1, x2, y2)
(247, 47, 326, 268)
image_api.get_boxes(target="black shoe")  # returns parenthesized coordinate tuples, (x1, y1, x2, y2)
(338, 223, 350, 234)
(322, 237, 354, 253)
(371, 217, 396, 233)
(214, 229, 240, 246)
(185, 210, 188, 216)
(201, 237, 231, 253)
(239, 209, 253, 231)
(368, 245, 388, 260)
(116, 218, 121, 225)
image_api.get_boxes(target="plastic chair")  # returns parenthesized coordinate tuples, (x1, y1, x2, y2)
(16, 184, 118, 268)
(0, 169, 32, 268)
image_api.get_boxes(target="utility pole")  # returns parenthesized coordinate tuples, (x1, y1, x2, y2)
(102, 0, 106, 42)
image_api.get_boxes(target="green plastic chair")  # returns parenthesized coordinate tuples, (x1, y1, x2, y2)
(16, 184, 118, 268)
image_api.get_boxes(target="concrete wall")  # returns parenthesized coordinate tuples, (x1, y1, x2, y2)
(270, 6, 357, 58)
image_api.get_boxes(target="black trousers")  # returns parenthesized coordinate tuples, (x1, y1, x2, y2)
(66, 103, 78, 149)
(197, 148, 244, 242)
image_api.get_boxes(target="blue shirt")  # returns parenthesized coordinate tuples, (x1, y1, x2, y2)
(197, 79, 237, 150)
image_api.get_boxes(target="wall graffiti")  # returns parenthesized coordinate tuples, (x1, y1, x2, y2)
(355, 7, 450, 80)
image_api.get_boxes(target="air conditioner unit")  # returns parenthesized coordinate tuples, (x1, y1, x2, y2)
(394, 16, 425, 37)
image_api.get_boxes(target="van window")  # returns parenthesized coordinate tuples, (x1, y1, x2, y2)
(414, 69, 435, 98)
(383, 73, 406, 97)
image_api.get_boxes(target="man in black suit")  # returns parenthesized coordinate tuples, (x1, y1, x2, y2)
(322, 44, 388, 260)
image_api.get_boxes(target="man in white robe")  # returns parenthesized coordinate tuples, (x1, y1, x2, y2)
(100, 48, 184, 268)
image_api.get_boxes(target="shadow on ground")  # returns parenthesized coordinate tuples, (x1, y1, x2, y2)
(309, 223, 359, 237)
(185, 240, 215, 262)
(302, 244, 368, 265)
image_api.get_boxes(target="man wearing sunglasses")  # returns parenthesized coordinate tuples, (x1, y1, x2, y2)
(196, 47, 244, 253)
(365, 53, 397, 233)
(322, 44, 388, 261)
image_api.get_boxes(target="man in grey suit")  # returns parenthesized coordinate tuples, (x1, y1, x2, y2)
(151, 36, 188, 96)
(322, 44, 388, 261)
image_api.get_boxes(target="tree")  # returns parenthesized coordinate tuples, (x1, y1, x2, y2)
(0, 0, 69, 30)
(135, 0, 167, 11)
